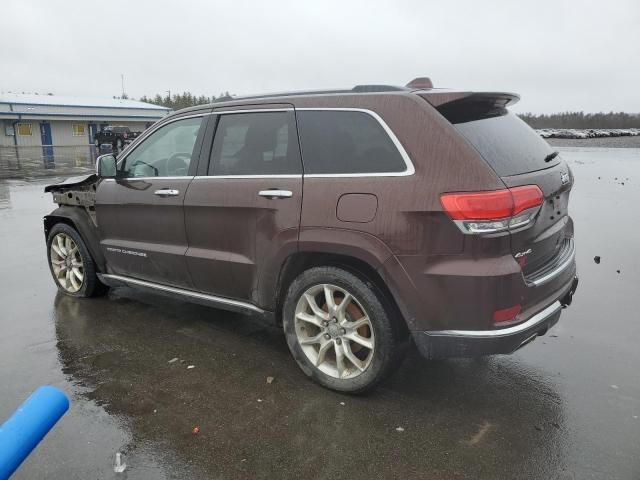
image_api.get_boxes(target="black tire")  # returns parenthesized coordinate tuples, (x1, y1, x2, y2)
(46, 223, 106, 298)
(282, 266, 405, 394)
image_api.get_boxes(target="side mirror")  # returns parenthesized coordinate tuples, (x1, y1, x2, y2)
(96, 154, 117, 178)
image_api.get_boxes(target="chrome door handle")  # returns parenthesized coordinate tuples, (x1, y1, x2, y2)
(154, 189, 180, 196)
(258, 189, 293, 199)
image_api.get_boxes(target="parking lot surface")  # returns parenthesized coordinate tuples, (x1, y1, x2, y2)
(0, 145, 638, 479)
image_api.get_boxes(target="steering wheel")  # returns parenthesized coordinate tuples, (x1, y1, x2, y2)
(131, 160, 159, 177)
(167, 153, 190, 175)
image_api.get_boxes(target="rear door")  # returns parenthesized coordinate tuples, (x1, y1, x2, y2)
(452, 111, 574, 277)
(95, 113, 208, 288)
(183, 105, 303, 306)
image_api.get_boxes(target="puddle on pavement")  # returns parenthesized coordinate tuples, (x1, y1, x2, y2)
(0, 146, 101, 181)
(1, 146, 639, 479)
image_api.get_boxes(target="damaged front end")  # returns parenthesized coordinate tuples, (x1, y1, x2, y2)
(43, 173, 106, 271)
(44, 174, 99, 226)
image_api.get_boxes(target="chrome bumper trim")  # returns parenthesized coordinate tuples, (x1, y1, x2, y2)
(525, 238, 576, 287)
(425, 301, 562, 338)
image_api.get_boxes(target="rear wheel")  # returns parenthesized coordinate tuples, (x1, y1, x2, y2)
(47, 223, 105, 297)
(283, 266, 404, 393)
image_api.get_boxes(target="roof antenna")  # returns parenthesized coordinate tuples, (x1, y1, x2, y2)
(406, 77, 433, 89)
(121, 74, 125, 98)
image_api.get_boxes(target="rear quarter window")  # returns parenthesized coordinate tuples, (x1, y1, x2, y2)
(296, 110, 407, 175)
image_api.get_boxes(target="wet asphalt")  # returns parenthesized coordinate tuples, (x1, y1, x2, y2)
(0, 145, 638, 479)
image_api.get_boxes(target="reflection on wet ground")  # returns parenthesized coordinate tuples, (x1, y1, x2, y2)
(0, 146, 99, 181)
(0, 147, 638, 479)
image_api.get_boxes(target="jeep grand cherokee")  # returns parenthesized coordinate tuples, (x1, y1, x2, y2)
(44, 77, 578, 393)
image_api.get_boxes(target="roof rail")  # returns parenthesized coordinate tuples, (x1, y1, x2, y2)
(351, 85, 407, 93)
(212, 84, 413, 103)
(212, 89, 352, 102)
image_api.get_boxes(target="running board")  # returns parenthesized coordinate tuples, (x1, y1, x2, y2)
(98, 273, 267, 316)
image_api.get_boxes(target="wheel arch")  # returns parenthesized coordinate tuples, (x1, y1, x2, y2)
(44, 206, 106, 272)
(273, 251, 409, 337)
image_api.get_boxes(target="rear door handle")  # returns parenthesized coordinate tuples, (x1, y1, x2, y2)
(154, 189, 180, 196)
(258, 189, 293, 199)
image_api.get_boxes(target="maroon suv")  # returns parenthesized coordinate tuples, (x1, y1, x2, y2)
(44, 78, 578, 393)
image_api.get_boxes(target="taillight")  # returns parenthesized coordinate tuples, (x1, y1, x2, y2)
(440, 185, 543, 234)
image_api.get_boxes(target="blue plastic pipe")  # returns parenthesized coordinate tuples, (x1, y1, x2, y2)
(0, 386, 69, 479)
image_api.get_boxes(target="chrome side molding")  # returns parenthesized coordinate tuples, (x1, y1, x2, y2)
(98, 274, 265, 314)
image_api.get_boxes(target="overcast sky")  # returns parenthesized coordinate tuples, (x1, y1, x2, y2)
(2, 0, 638, 113)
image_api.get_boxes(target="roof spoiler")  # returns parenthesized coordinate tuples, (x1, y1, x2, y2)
(418, 91, 520, 108)
(418, 91, 520, 124)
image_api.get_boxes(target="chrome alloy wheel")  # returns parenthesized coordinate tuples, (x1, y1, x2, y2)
(294, 284, 375, 379)
(50, 233, 84, 293)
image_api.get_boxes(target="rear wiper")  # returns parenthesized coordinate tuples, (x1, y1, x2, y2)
(544, 151, 559, 163)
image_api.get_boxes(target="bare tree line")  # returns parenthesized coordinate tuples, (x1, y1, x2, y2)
(138, 91, 231, 111)
(137, 92, 640, 129)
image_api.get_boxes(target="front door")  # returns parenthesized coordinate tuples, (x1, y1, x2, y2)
(40, 122, 54, 167)
(88, 123, 98, 145)
(184, 107, 303, 306)
(95, 114, 208, 288)
(40, 122, 52, 145)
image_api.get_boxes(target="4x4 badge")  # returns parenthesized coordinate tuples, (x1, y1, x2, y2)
(561, 172, 570, 185)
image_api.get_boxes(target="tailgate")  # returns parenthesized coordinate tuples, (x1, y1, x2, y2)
(501, 161, 574, 277)
(430, 93, 575, 284)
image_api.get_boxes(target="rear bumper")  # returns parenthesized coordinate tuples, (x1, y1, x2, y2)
(412, 275, 578, 359)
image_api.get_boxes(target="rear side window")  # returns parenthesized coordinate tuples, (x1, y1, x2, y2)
(449, 111, 558, 177)
(208, 111, 301, 175)
(296, 110, 407, 174)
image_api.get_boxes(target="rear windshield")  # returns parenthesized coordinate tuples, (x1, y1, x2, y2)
(446, 111, 559, 177)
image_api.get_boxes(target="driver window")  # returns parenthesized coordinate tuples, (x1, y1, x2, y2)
(120, 116, 203, 178)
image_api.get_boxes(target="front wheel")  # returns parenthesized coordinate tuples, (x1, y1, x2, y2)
(283, 266, 404, 393)
(47, 223, 105, 297)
